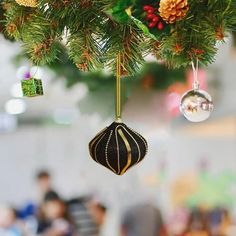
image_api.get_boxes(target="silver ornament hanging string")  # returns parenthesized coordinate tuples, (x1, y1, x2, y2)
(191, 58, 199, 90)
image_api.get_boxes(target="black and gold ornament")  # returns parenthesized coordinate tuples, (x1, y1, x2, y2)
(89, 54, 148, 175)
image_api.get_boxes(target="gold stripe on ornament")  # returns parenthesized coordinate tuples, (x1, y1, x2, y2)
(130, 127, 148, 155)
(115, 127, 121, 174)
(89, 129, 105, 156)
(118, 129, 132, 175)
(105, 131, 117, 174)
(122, 127, 141, 163)
(93, 133, 107, 163)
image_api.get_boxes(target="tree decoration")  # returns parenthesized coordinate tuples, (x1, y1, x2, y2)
(11, 43, 186, 92)
(159, 0, 189, 24)
(21, 70, 43, 97)
(15, 0, 37, 7)
(143, 5, 165, 30)
(2, 0, 236, 71)
(180, 60, 213, 122)
(89, 54, 148, 175)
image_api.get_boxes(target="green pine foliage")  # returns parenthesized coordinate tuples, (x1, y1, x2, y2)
(1, 0, 236, 73)
(158, 0, 236, 67)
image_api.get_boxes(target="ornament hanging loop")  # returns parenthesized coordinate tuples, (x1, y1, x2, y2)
(116, 53, 122, 122)
(191, 58, 200, 91)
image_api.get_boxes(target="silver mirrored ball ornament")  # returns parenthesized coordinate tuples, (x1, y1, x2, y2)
(180, 89, 214, 122)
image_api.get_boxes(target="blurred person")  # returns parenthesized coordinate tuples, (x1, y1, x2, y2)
(120, 203, 167, 236)
(208, 208, 222, 235)
(67, 197, 101, 236)
(0, 206, 24, 236)
(216, 208, 231, 236)
(19, 170, 55, 218)
(36, 170, 54, 201)
(18, 170, 58, 235)
(168, 207, 189, 235)
(88, 201, 107, 231)
(36, 191, 73, 236)
(180, 208, 212, 236)
(18, 203, 38, 236)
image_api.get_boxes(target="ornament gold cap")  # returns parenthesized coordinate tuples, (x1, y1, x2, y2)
(115, 118, 122, 123)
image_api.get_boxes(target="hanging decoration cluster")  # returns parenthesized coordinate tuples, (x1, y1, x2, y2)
(2, 0, 236, 73)
(89, 54, 148, 175)
(1, 0, 236, 174)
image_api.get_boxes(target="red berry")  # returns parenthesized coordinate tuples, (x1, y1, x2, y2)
(147, 9, 154, 14)
(152, 16, 160, 22)
(148, 22, 156, 28)
(146, 13, 156, 20)
(143, 5, 153, 11)
(157, 21, 164, 30)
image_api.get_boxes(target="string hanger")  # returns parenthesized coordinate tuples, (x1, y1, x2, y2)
(29, 61, 39, 79)
(191, 58, 199, 90)
(116, 53, 122, 122)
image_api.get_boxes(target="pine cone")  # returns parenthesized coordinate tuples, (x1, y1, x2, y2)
(15, 0, 37, 7)
(159, 0, 189, 24)
(6, 23, 17, 34)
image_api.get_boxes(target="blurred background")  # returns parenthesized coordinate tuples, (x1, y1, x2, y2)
(0, 33, 236, 236)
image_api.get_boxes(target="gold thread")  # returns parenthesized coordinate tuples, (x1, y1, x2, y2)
(115, 125, 141, 173)
(94, 133, 107, 163)
(130, 128, 148, 155)
(115, 128, 121, 174)
(105, 131, 117, 173)
(115, 126, 127, 174)
(118, 129, 132, 175)
(122, 127, 141, 164)
(89, 128, 106, 156)
(116, 53, 122, 121)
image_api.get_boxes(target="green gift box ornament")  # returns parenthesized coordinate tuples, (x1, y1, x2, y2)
(21, 77, 44, 97)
